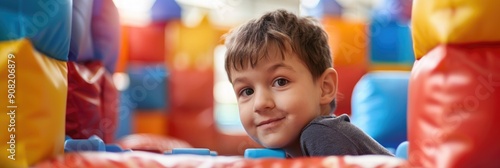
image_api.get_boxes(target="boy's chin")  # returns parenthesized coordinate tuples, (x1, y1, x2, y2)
(259, 138, 288, 149)
(251, 133, 294, 149)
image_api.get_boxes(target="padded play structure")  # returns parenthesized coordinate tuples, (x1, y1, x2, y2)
(408, 0, 500, 167)
(1, 0, 499, 167)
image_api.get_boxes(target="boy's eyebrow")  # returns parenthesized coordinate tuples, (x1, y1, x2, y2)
(268, 63, 296, 73)
(232, 77, 247, 85)
(232, 63, 295, 84)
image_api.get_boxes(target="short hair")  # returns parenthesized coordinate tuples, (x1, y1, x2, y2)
(224, 9, 336, 113)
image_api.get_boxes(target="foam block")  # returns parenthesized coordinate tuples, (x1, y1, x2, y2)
(301, 0, 342, 19)
(125, 62, 169, 109)
(66, 61, 118, 143)
(0, 0, 72, 61)
(169, 69, 213, 110)
(244, 148, 286, 159)
(408, 44, 500, 167)
(371, 0, 412, 22)
(322, 16, 368, 66)
(369, 18, 414, 65)
(167, 148, 211, 156)
(0, 39, 67, 167)
(64, 135, 106, 152)
(333, 65, 367, 116)
(133, 110, 168, 135)
(68, 0, 94, 62)
(90, 0, 120, 72)
(115, 90, 134, 140)
(351, 71, 410, 149)
(128, 23, 167, 62)
(150, 0, 181, 22)
(395, 141, 408, 160)
(412, 0, 500, 59)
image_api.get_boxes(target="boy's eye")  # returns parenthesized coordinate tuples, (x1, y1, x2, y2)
(273, 78, 289, 87)
(240, 88, 254, 97)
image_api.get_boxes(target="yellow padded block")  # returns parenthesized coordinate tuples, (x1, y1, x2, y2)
(0, 39, 67, 167)
(166, 18, 218, 70)
(412, 0, 500, 59)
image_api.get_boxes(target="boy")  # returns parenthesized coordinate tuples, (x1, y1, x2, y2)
(223, 9, 393, 157)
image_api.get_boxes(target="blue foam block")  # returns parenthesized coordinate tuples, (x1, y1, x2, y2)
(126, 63, 169, 110)
(369, 18, 414, 65)
(115, 91, 134, 140)
(65, 135, 106, 152)
(351, 71, 410, 149)
(165, 148, 215, 156)
(244, 148, 286, 159)
(395, 141, 409, 160)
(151, 0, 181, 22)
(301, 0, 342, 19)
(0, 0, 72, 61)
(105, 144, 124, 152)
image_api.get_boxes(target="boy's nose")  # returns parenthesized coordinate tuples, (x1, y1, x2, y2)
(253, 89, 275, 113)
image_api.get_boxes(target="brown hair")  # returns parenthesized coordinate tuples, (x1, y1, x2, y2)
(224, 9, 336, 113)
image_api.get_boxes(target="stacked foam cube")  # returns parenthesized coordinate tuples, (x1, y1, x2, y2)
(369, 0, 414, 70)
(345, 0, 413, 153)
(408, 0, 500, 167)
(65, 0, 120, 143)
(166, 17, 221, 151)
(114, 0, 181, 139)
(0, 1, 71, 166)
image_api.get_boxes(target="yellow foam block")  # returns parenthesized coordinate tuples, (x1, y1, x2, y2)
(166, 18, 218, 70)
(0, 39, 67, 167)
(412, 0, 500, 59)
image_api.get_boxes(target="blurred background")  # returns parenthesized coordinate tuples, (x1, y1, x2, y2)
(4, 0, 500, 167)
(112, 0, 414, 155)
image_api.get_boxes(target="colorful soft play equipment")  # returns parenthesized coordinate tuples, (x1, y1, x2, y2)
(369, 18, 413, 67)
(395, 141, 408, 160)
(244, 148, 286, 159)
(4, 0, 500, 167)
(125, 62, 169, 110)
(70, 0, 120, 73)
(113, 0, 182, 141)
(127, 23, 169, 62)
(408, 0, 500, 167)
(66, 61, 118, 143)
(369, 0, 414, 71)
(34, 151, 408, 168)
(0, 1, 71, 167)
(65, 0, 120, 144)
(37, 136, 407, 168)
(300, 0, 342, 19)
(351, 71, 410, 151)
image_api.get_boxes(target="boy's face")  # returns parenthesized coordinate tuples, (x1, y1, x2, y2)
(229, 48, 323, 149)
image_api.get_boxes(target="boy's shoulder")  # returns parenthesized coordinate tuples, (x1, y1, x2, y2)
(308, 114, 351, 127)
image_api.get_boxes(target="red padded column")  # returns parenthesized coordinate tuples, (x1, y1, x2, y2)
(66, 61, 119, 143)
(408, 44, 500, 167)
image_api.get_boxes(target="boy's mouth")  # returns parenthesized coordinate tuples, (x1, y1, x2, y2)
(256, 117, 286, 127)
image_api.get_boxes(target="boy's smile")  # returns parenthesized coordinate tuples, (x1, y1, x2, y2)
(229, 47, 324, 149)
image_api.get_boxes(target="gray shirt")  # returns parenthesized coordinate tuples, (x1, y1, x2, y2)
(300, 114, 394, 156)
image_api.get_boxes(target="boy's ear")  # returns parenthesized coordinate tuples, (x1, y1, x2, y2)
(319, 68, 338, 105)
